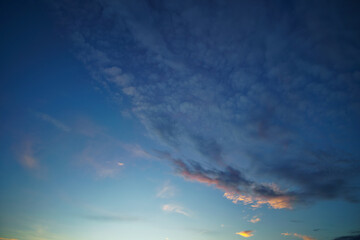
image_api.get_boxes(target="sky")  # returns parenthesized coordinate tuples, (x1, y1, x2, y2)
(0, 0, 360, 240)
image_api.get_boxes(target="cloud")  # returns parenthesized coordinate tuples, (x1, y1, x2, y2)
(158, 151, 294, 209)
(333, 235, 360, 240)
(162, 204, 190, 217)
(122, 143, 152, 159)
(249, 216, 261, 223)
(52, 0, 360, 208)
(78, 138, 126, 178)
(157, 181, 176, 198)
(84, 214, 140, 222)
(282, 233, 316, 240)
(190, 135, 224, 163)
(0, 237, 18, 240)
(34, 111, 71, 132)
(236, 231, 254, 237)
(19, 141, 39, 169)
(15, 139, 44, 175)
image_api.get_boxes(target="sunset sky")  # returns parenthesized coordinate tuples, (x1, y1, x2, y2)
(1, 0, 360, 240)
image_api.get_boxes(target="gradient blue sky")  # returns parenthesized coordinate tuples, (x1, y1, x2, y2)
(1, 0, 360, 240)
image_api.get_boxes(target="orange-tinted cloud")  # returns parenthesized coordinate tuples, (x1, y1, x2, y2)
(282, 232, 316, 240)
(236, 231, 254, 237)
(158, 151, 295, 209)
(224, 190, 293, 209)
(0, 237, 19, 240)
(180, 162, 294, 209)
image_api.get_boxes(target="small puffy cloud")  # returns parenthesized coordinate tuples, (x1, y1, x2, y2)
(162, 204, 190, 217)
(249, 216, 261, 223)
(236, 231, 254, 237)
(157, 182, 176, 198)
(117, 162, 124, 166)
(282, 232, 316, 240)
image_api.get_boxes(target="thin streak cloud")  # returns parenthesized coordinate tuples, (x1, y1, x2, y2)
(34, 111, 71, 132)
(162, 204, 190, 217)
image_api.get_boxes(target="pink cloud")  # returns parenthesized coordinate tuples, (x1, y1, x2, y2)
(282, 232, 317, 240)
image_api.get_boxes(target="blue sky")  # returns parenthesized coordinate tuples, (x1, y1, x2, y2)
(0, 0, 360, 240)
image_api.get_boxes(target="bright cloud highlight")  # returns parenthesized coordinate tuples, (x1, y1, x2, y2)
(236, 231, 254, 237)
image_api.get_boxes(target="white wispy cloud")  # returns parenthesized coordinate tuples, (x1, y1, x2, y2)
(157, 181, 176, 198)
(162, 204, 190, 217)
(34, 111, 70, 132)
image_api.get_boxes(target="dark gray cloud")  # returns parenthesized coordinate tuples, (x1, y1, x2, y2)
(333, 235, 360, 240)
(260, 150, 360, 203)
(51, 0, 360, 207)
(190, 135, 224, 163)
(156, 150, 296, 209)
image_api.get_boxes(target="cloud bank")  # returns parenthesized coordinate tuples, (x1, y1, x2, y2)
(52, 0, 360, 208)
